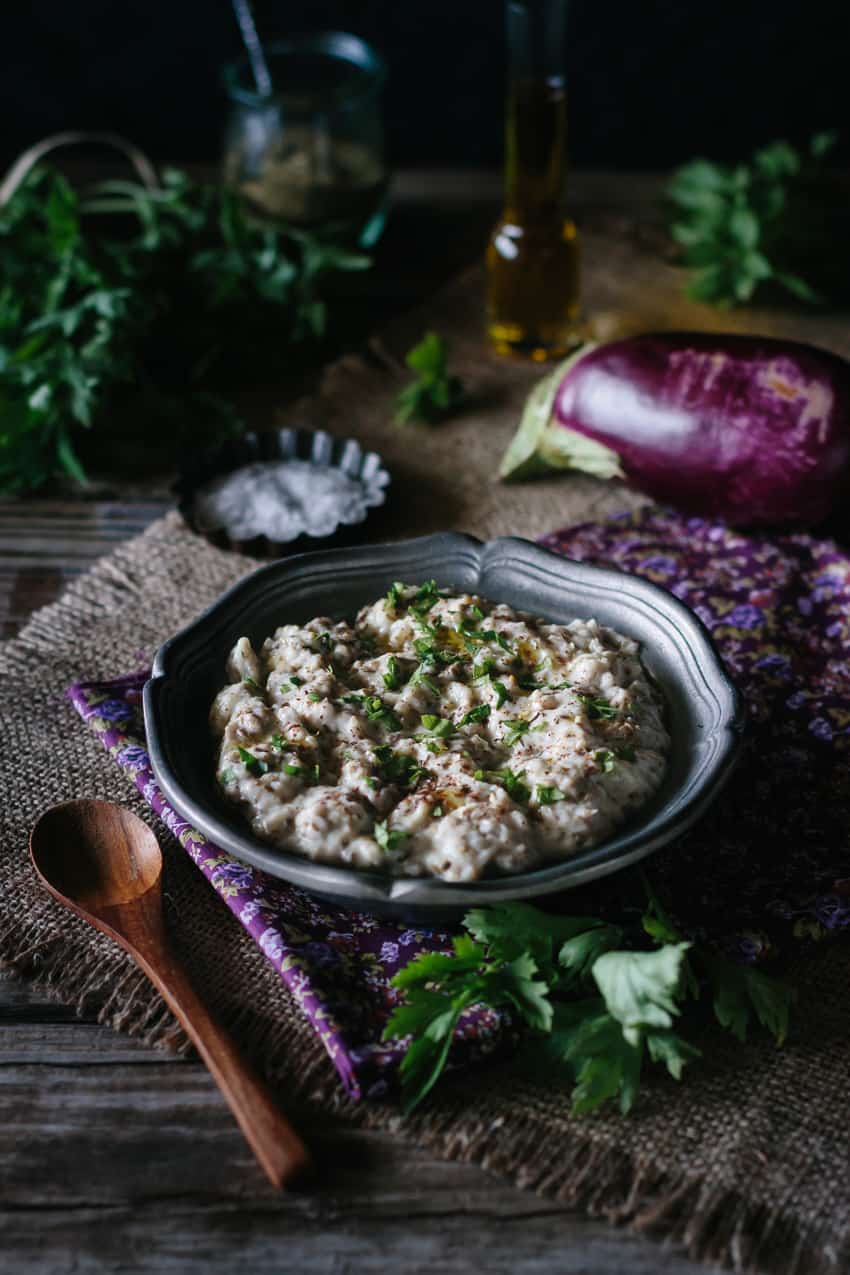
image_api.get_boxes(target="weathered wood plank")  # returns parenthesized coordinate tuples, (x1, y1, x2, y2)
(0, 1055, 723, 1274)
(0, 979, 721, 1273)
(0, 1203, 727, 1275)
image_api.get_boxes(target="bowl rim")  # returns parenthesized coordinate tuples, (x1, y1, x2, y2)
(143, 531, 745, 908)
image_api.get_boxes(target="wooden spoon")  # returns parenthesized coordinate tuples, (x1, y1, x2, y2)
(29, 798, 312, 1189)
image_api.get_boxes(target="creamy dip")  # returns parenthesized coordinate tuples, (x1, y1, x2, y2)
(210, 582, 669, 882)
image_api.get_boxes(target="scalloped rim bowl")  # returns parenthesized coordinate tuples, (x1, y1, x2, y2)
(143, 532, 745, 920)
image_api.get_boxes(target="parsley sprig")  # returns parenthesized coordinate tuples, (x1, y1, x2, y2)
(384, 886, 794, 1115)
(668, 131, 841, 307)
(0, 165, 370, 493)
(394, 332, 464, 426)
(373, 745, 428, 789)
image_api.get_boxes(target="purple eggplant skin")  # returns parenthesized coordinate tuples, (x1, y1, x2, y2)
(502, 332, 850, 526)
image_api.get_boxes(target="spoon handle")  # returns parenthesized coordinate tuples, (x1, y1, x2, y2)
(135, 940, 312, 1189)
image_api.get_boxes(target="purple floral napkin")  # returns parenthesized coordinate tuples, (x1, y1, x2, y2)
(69, 507, 850, 1099)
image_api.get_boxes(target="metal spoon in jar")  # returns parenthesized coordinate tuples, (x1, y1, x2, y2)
(29, 798, 312, 1189)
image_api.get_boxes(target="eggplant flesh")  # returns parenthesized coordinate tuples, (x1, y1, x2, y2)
(500, 332, 850, 525)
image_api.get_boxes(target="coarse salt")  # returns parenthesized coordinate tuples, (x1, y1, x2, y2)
(193, 460, 374, 543)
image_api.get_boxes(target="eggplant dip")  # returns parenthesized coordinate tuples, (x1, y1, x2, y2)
(210, 581, 669, 882)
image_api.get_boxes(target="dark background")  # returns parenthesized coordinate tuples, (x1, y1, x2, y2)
(3, 0, 848, 172)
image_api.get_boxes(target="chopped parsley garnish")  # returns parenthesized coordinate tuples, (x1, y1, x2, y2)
(374, 820, 408, 853)
(242, 676, 260, 691)
(459, 704, 491, 728)
(308, 691, 323, 702)
(491, 680, 511, 708)
(474, 767, 530, 803)
(431, 803, 444, 818)
(361, 695, 403, 730)
(373, 745, 428, 788)
(410, 667, 440, 695)
(285, 675, 303, 689)
(594, 749, 617, 772)
(413, 638, 457, 687)
(503, 718, 531, 747)
(270, 733, 287, 751)
(365, 776, 378, 790)
(472, 656, 496, 679)
(580, 694, 620, 720)
(346, 693, 402, 731)
(423, 737, 447, 754)
(458, 618, 511, 652)
(218, 768, 237, 785)
(409, 579, 444, 619)
(468, 604, 485, 622)
(283, 761, 321, 783)
(237, 746, 268, 776)
(383, 655, 404, 690)
(536, 785, 565, 805)
(517, 674, 541, 690)
(421, 713, 455, 738)
(386, 581, 405, 610)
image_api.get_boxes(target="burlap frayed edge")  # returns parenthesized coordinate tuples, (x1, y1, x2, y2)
(1, 511, 844, 1275)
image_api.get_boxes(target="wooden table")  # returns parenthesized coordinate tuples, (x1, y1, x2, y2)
(0, 168, 805, 1274)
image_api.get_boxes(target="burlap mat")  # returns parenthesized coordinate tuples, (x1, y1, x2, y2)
(2, 509, 850, 1274)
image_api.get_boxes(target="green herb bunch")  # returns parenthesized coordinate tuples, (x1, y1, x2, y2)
(0, 166, 370, 493)
(384, 884, 794, 1114)
(394, 331, 464, 425)
(668, 131, 844, 307)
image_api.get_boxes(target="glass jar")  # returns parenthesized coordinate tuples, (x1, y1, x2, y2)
(222, 32, 388, 248)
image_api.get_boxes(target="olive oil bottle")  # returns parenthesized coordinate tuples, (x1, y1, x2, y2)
(487, 0, 581, 360)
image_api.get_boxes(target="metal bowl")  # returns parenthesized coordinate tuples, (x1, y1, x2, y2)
(174, 427, 390, 558)
(143, 532, 744, 921)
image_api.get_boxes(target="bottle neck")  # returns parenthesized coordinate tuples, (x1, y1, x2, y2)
(503, 0, 569, 220)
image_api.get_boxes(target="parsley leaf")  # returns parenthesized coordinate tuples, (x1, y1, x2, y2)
(579, 694, 619, 721)
(503, 718, 531, 747)
(592, 943, 691, 1047)
(421, 713, 455, 738)
(491, 680, 511, 707)
(668, 132, 842, 307)
(357, 695, 402, 731)
(236, 746, 268, 776)
(409, 579, 444, 619)
(700, 953, 795, 1045)
(535, 784, 565, 806)
(474, 767, 530, 803)
(458, 618, 511, 652)
(394, 332, 464, 426)
(374, 821, 408, 854)
(458, 704, 491, 728)
(594, 748, 617, 773)
(382, 655, 404, 691)
(373, 744, 428, 788)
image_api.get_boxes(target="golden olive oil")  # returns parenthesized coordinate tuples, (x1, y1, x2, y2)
(487, 4, 581, 360)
